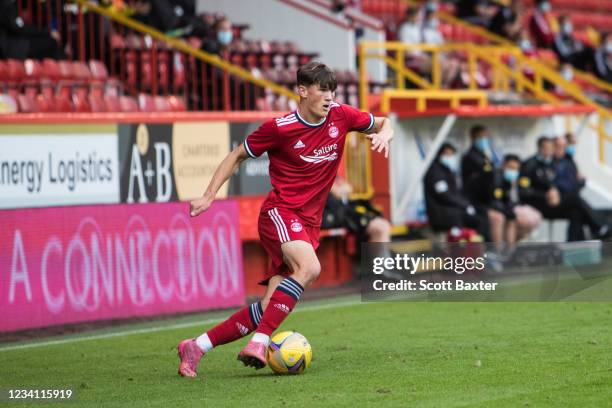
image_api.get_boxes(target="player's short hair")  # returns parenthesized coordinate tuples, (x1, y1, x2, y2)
(470, 124, 487, 140)
(537, 136, 552, 148)
(504, 154, 521, 164)
(297, 61, 338, 92)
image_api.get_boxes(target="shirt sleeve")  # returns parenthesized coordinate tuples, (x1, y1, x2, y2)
(243, 119, 278, 158)
(341, 104, 375, 133)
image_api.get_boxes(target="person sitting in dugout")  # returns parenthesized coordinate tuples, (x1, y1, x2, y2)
(424, 142, 489, 240)
(487, 154, 542, 250)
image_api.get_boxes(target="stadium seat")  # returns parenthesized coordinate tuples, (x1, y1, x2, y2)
(103, 94, 121, 112)
(119, 95, 139, 112)
(166, 95, 186, 111)
(16, 94, 39, 113)
(88, 94, 107, 112)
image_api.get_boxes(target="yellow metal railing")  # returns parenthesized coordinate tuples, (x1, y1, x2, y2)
(358, 41, 611, 164)
(76, 0, 298, 102)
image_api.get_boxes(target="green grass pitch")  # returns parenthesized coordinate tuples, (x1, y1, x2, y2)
(1, 296, 611, 407)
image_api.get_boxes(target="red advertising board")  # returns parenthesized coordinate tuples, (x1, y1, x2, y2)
(0, 200, 245, 332)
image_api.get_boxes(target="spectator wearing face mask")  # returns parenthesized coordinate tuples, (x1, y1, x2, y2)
(201, 17, 233, 55)
(553, 15, 591, 70)
(593, 32, 612, 83)
(487, 154, 542, 250)
(461, 125, 496, 206)
(489, 0, 523, 41)
(519, 136, 607, 241)
(528, 0, 555, 49)
(424, 142, 489, 239)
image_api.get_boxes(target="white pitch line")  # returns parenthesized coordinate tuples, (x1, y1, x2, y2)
(0, 299, 362, 352)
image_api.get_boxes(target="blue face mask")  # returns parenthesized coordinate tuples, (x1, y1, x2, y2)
(503, 168, 519, 183)
(566, 145, 576, 156)
(539, 1, 551, 12)
(474, 137, 490, 152)
(217, 30, 233, 45)
(440, 154, 459, 173)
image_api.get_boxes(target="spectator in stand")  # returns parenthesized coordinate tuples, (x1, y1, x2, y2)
(398, 7, 432, 76)
(130, 0, 210, 38)
(424, 142, 490, 240)
(461, 125, 496, 208)
(593, 32, 612, 83)
(528, 0, 556, 49)
(553, 15, 591, 70)
(456, 0, 497, 27)
(0, 0, 64, 59)
(201, 17, 233, 55)
(421, 10, 461, 86)
(489, 0, 523, 42)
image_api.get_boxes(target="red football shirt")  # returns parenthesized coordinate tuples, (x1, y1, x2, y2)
(244, 103, 374, 227)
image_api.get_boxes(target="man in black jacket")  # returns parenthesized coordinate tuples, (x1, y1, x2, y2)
(552, 134, 610, 240)
(424, 142, 489, 239)
(0, 0, 63, 59)
(461, 124, 495, 206)
(520, 136, 609, 241)
(487, 154, 541, 249)
(552, 15, 591, 70)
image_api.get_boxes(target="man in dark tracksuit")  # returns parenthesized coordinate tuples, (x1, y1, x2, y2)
(461, 124, 496, 207)
(424, 142, 489, 239)
(519, 136, 604, 241)
(552, 135, 610, 240)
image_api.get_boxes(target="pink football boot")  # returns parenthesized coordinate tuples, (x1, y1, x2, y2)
(177, 338, 204, 378)
(237, 340, 267, 369)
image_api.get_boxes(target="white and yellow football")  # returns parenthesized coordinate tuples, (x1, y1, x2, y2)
(267, 331, 312, 375)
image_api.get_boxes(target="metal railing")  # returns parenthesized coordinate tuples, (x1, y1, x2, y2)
(358, 41, 612, 163)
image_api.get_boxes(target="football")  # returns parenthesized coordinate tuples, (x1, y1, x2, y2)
(267, 331, 312, 375)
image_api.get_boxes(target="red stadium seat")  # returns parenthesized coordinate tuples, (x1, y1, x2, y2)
(153, 95, 171, 111)
(138, 93, 155, 111)
(88, 94, 108, 112)
(166, 95, 186, 111)
(72, 92, 91, 112)
(103, 94, 121, 112)
(119, 95, 139, 112)
(16, 94, 39, 113)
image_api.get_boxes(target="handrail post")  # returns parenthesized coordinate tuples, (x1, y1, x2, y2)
(468, 47, 476, 90)
(359, 42, 368, 110)
(432, 50, 441, 89)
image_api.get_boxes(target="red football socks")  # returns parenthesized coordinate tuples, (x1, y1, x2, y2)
(255, 277, 304, 337)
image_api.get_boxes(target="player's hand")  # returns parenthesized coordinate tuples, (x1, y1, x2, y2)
(190, 192, 214, 217)
(366, 130, 394, 158)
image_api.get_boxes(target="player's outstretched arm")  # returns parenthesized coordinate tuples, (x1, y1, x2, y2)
(365, 117, 394, 158)
(189, 144, 250, 217)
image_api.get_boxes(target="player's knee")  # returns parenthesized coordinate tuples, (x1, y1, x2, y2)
(298, 262, 321, 285)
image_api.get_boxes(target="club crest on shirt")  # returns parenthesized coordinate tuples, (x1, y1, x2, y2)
(328, 124, 339, 138)
(290, 219, 303, 232)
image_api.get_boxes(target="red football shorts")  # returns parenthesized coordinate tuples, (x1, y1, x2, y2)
(257, 207, 320, 285)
